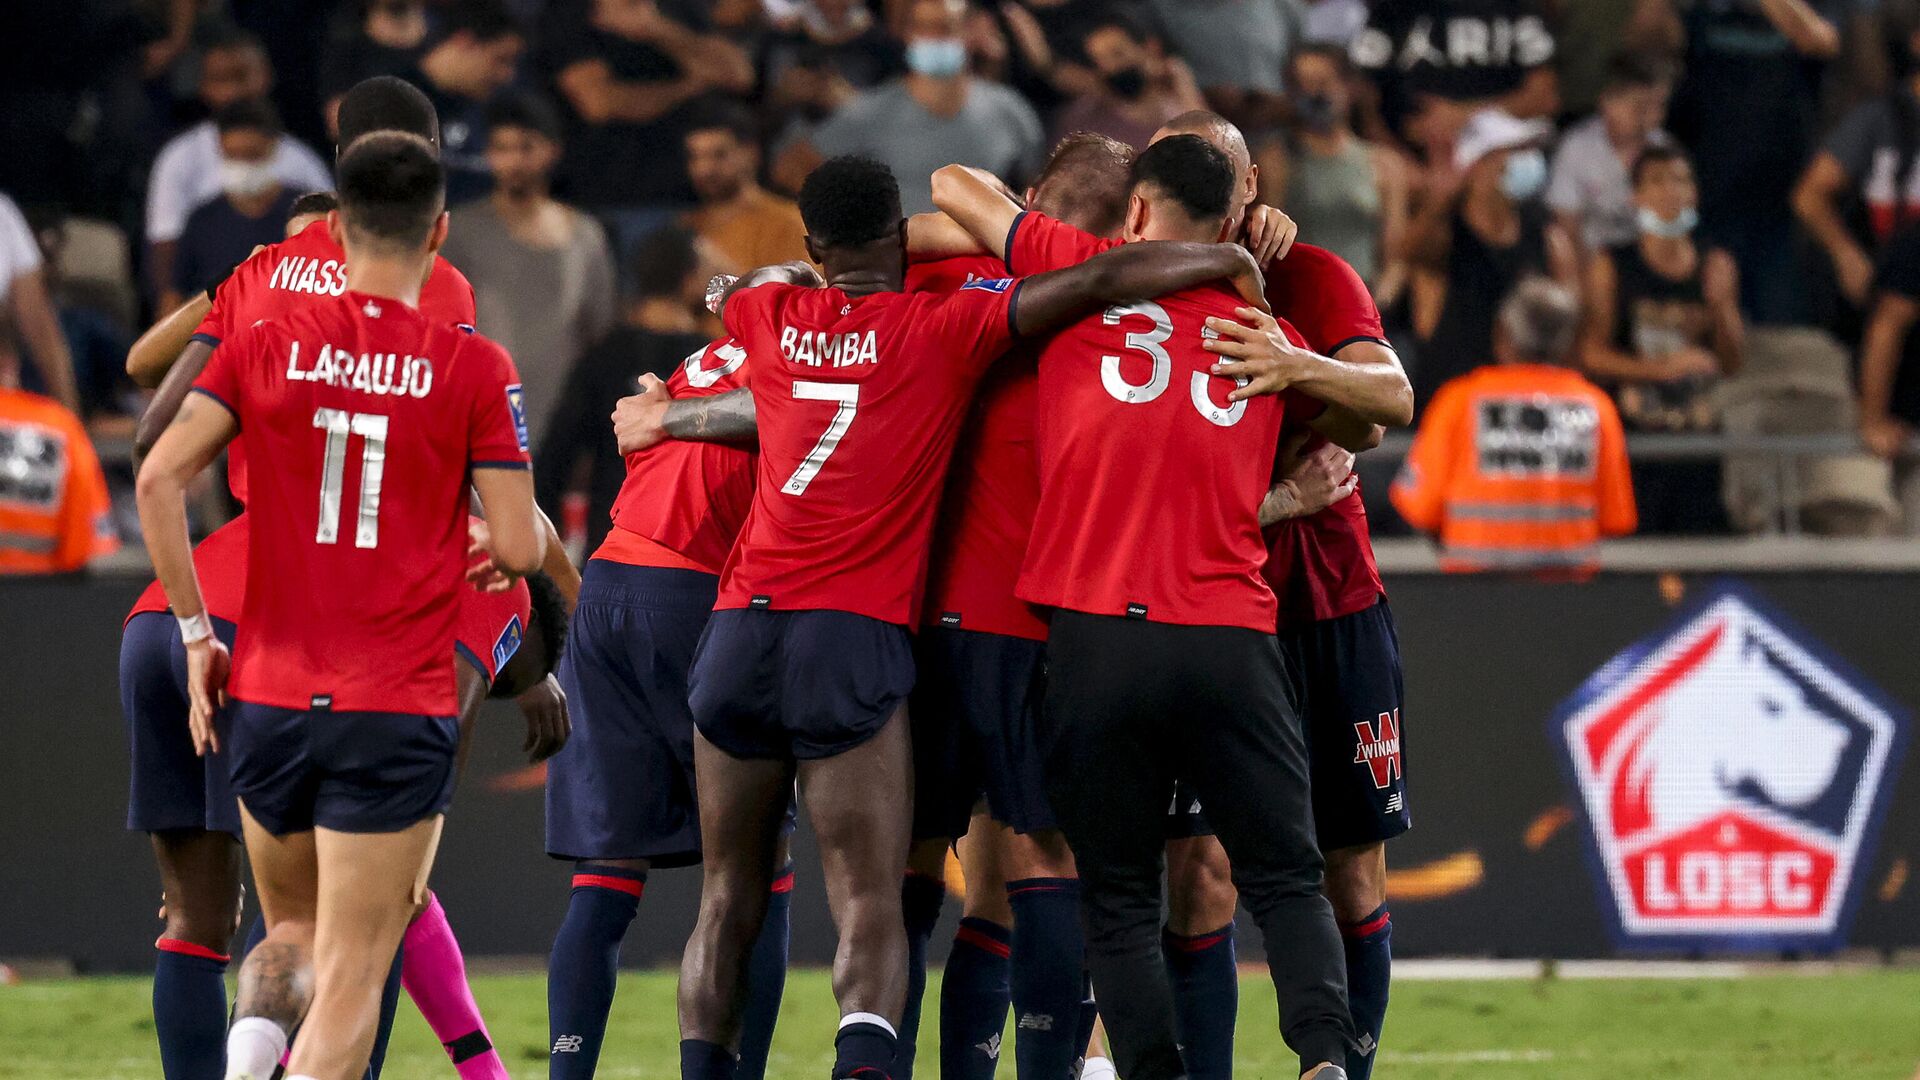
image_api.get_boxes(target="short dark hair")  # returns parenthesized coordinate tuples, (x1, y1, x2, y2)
(1631, 141, 1692, 187)
(1031, 132, 1135, 236)
(1602, 50, 1677, 93)
(438, 0, 522, 44)
(1130, 134, 1235, 222)
(683, 99, 757, 145)
(337, 75, 441, 150)
(485, 89, 562, 143)
(288, 191, 339, 220)
(797, 156, 902, 248)
(633, 224, 701, 299)
(213, 97, 282, 138)
(201, 24, 268, 62)
(335, 131, 446, 251)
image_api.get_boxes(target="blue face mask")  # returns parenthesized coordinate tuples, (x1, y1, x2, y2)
(1499, 149, 1547, 202)
(906, 37, 968, 78)
(1637, 205, 1699, 239)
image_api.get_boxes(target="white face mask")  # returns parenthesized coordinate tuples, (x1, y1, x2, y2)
(219, 158, 277, 198)
(1637, 205, 1698, 239)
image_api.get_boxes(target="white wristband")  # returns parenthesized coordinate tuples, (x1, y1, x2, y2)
(177, 612, 214, 645)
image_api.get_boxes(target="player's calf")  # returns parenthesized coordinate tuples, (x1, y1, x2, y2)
(1163, 833, 1239, 1080)
(1325, 843, 1390, 1080)
(549, 858, 650, 1079)
(1000, 827, 1084, 1080)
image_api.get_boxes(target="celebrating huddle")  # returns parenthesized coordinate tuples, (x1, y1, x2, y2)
(127, 75, 1415, 1080)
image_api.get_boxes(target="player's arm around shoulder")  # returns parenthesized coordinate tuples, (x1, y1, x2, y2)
(930, 165, 1026, 263)
(1011, 240, 1268, 338)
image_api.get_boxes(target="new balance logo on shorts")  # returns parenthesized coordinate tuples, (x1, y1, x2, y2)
(552, 1035, 583, 1054)
(1354, 708, 1402, 789)
(1017, 1012, 1055, 1032)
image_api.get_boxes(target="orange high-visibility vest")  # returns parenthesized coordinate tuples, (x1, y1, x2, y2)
(0, 387, 118, 574)
(1391, 364, 1636, 573)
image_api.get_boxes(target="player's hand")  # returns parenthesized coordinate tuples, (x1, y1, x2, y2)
(1658, 347, 1721, 381)
(1286, 439, 1359, 517)
(1241, 204, 1298, 266)
(465, 518, 522, 593)
(613, 373, 675, 455)
(1204, 306, 1311, 400)
(517, 674, 570, 763)
(185, 638, 230, 756)
(1861, 413, 1913, 459)
(1222, 247, 1272, 314)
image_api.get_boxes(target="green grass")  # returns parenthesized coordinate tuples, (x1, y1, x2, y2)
(3, 968, 1919, 1079)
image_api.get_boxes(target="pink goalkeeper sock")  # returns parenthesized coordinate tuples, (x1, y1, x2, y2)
(401, 893, 510, 1080)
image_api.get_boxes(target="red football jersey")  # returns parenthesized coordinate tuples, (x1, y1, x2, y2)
(598, 337, 757, 575)
(192, 220, 479, 505)
(126, 514, 250, 625)
(715, 278, 1020, 625)
(193, 292, 529, 715)
(1261, 243, 1389, 629)
(908, 255, 1047, 641)
(453, 574, 534, 685)
(1007, 211, 1289, 632)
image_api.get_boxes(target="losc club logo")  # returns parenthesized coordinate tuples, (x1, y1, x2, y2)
(1555, 584, 1905, 951)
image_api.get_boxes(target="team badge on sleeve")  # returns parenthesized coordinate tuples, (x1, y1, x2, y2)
(961, 278, 1014, 294)
(492, 614, 524, 675)
(506, 384, 529, 452)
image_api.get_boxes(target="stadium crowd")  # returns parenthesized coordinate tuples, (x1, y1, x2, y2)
(9, 0, 1920, 576)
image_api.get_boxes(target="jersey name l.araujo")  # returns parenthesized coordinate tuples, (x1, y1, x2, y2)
(283, 340, 437, 399)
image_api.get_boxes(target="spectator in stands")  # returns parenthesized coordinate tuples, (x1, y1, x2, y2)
(0, 192, 80, 415)
(681, 102, 809, 273)
(1670, 0, 1840, 322)
(167, 100, 301, 316)
(543, 0, 755, 259)
(409, 0, 529, 204)
(0, 383, 117, 574)
(534, 224, 716, 542)
(28, 213, 135, 425)
(1580, 144, 1743, 534)
(1795, 3, 1920, 314)
(1392, 277, 1637, 572)
(1350, 0, 1559, 166)
(1275, 43, 1412, 298)
(758, 0, 904, 136)
(1858, 220, 1920, 522)
(1300, 0, 1371, 47)
(443, 91, 617, 449)
(1548, 51, 1676, 257)
(144, 28, 331, 307)
(1549, 0, 1683, 118)
(774, 0, 1044, 214)
(1407, 109, 1579, 410)
(1048, 11, 1205, 151)
(321, 0, 432, 128)
(1143, 0, 1299, 133)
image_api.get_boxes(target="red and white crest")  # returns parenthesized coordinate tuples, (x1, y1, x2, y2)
(1556, 588, 1902, 948)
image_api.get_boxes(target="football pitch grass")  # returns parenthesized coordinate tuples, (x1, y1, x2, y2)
(4, 967, 1918, 1079)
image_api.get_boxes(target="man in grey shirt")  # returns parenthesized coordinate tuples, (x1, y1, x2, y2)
(443, 92, 616, 448)
(775, 0, 1043, 215)
(1146, 0, 1301, 131)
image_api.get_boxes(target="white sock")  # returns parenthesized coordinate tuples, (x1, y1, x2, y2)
(223, 1016, 288, 1080)
(1081, 1055, 1118, 1080)
(838, 1011, 898, 1038)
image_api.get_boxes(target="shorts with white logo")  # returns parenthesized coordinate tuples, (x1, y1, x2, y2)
(228, 703, 458, 836)
(1279, 597, 1410, 852)
(544, 561, 719, 865)
(690, 608, 914, 760)
(122, 611, 241, 835)
(911, 626, 1056, 840)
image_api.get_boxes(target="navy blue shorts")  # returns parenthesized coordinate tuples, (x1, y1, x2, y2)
(545, 561, 717, 865)
(227, 703, 459, 836)
(122, 611, 241, 835)
(1278, 597, 1410, 851)
(911, 627, 1056, 839)
(689, 608, 914, 760)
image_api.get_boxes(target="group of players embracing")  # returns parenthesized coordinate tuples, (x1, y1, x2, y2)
(122, 71, 1415, 1080)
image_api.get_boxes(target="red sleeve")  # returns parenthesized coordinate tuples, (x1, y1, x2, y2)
(466, 336, 533, 469)
(1268, 244, 1387, 356)
(923, 278, 1020, 377)
(1005, 211, 1116, 276)
(192, 248, 272, 344)
(191, 320, 255, 423)
(720, 281, 784, 345)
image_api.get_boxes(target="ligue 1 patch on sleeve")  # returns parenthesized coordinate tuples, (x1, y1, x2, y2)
(962, 277, 1014, 294)
(492, 614, 524, 674)
(505, 384, 529, 452)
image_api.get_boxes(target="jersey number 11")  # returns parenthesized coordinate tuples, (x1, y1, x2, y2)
(312, 407, 390, 548)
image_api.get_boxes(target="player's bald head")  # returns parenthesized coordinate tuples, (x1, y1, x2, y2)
(1028, 132, 1135, 239)
(1153, 110, 1253, 206)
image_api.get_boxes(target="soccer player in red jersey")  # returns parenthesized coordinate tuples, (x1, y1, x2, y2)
(135, 132, 543, 1080)
(543, 264, 819, 1080)
(622, 155, 1267, 1080)
(931, 136, 1357, 1080)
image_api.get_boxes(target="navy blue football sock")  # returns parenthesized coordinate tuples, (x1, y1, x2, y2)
(548, 865, 646, 1079)
(1005, 877, 1086, 1080)
(939, 917, 1010, 1080)
(364, 942, 404, 1080)
(153, 939, 229, 1080)
(834, 1017, 899, 1080)
(682, 1038, 739, 1080)
(1071, 971, 1098, 1073)
(736, 865, 795, 1080)
(1164, 922, 1238, 1080)
(1341, 907, 1392, 1080)
(896, 872, 947, 1080)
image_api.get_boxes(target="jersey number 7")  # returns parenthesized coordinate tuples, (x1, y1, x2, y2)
(781, 380, 859, 496)
(313, 407, 389, 548)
